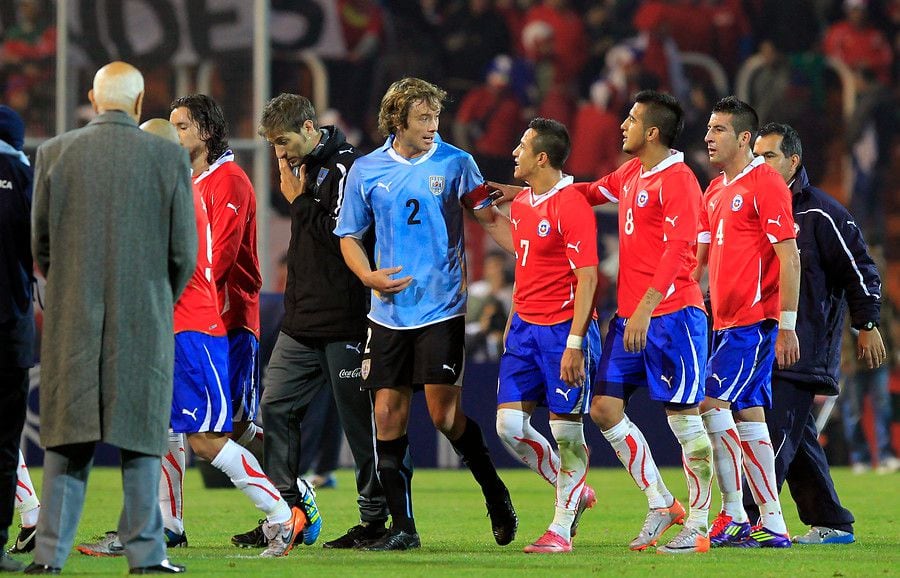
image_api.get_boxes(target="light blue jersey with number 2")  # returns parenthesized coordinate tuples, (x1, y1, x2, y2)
(335, 134, 483, 329)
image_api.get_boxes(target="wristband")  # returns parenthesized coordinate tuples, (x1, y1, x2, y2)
(780, 311, 797, 331)
(566, 334, 583, 349)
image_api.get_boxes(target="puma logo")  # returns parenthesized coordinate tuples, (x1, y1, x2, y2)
(710, 373, 727, 387)
(767, 215, 782, 227)
(665, 216, 678, 227)
(510, 218, 521, 230)
(442, 363, 457, 374)
(566, 241, 582, 253)
(181, 408, 199, 420)
(660, 375, 673, 387)
(623, 184, 630, 194)
(226, 202, 240, 215)
(555, 387, 571, 401)
(346, 342, 362, 354)
(709, 199, 718, 209)
(376, 182, 392, 192)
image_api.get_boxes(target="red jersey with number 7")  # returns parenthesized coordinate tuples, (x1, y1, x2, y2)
(699, 156, 795, 330)
(510, 176, 599, 325)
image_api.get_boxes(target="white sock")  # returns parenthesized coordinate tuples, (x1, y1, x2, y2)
(737, 421, 787, 534)
(15, 451, 40, 527)
(236, 422, 263, 447)
(548, 420, 588, 541)
(496, 408, 559, 486)
(602, 416, 669, 508)
(702, 407, 747, 522)
(210, 439, 291, 524)
(668, 414, 713, 532)
(159, 431, 186, 534)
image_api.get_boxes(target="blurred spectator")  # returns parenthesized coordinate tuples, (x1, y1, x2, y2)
(680, 82, 719, 186)
(578, 1, 637, 93)
(706, 0, 753, 76)
(823, 0, 893, 84)
(744, 40, 793, 124)
(846, 66, 896, 245)
(1, 0, 55, 136)
(466, 251, 514, 362)
(522, 0, 589, 84)
(454, 55, 523, 184)
(750, 0, 821, 56)
(840, 289, 899, 474)
(566, 80, 621, 181)
(441, 0, 511, 87)
(330, 0, 386, 133)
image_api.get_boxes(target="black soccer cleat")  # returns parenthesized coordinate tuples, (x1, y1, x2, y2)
(359, 528, 421, 551)
(323, 521, 388, 549)
(231, 520, 267, 548)
(8, 525, 36, 554)
(486, 487, 518, 546)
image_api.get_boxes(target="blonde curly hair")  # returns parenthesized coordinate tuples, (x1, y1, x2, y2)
(377, 77, 447, 137)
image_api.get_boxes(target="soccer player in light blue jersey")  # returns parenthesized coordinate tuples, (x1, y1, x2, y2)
(335, 77, 517, 551)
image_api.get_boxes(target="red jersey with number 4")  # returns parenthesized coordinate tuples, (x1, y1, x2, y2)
(510, 176, 599, 325)
(174, 186, 226, 336)
(578, 152, 705, 318)
(699, 156, 795, 330)
(194, 153, 261, 337)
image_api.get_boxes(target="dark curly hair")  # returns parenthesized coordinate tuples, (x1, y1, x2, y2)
(170, 94, 229, 166)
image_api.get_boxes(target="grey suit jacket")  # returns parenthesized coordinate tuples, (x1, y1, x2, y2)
(32, 110, 196, 455)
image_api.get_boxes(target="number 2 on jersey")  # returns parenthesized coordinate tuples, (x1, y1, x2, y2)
(406, 198, 421, 225)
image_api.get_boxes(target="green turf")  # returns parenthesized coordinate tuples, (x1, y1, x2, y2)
(11, 466, 899, 576)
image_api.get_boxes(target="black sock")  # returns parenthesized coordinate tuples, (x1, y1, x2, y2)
(375, 436, 416, 534)
(449, 417, 506, 499)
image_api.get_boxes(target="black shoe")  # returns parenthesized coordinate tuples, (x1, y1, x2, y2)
(359, 529, 421, 551)
(23, 563, 61, 575)
(0, 552, 23, 572)
(8, 525, 36, 554)
(486, 487, 518, 546)
(129, 559, 186, 574)
(323, 521, 388, 549)
(231, 520, 267, 548)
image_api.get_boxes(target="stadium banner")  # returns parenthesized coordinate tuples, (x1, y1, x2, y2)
(0, 0, 350, 67)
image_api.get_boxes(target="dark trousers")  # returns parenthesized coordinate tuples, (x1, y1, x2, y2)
(743, 376, 854, 531)
(261, 332, 387, 522)
(0, 367, 28, 549)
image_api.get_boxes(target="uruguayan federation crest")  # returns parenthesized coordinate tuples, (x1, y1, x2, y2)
(316, 168, 329, 186)
(429, 175, 445, 196)
(361, 359, 370, 380)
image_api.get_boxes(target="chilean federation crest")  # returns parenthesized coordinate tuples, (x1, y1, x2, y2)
(429, 175, 445, 196)
(731, 194, 744, 212)
(537, 219, 552, 237)
(636, 190, 649, 207)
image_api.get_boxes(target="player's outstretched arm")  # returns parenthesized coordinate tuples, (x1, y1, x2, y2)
(486, 181, 523, 206)
(772, 238, 801, 368)
(339, 236, 412, 294)
(471, 203, 514, 253)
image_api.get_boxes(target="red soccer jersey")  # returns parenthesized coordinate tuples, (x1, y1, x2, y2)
(510, 176, 599, 325)
(580, 152, 705, 318)
(194, 153, 262, 337)
(174, 186, 226, 336)
(699, 156, 796, 330)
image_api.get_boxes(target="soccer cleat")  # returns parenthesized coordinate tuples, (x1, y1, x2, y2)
(164, 528, 188, 548)
(0, 552, 23, 572)
(523, 530, 572, 553)
(737, 526, 792, 548)
(485, 486, 518, 546)
(792, 526, 855, 545)
(709, 511, 751, 547)
(8, 525, 36, 554)
(656, 526, 711, 554)
(22, 562, 61, 574)
(570, 485, 597, 539)
(231, 520, 267, 548)
(629, 499, 686, 551)
(298, 478, 322, 545)
(260, 506, 307, 558)
(76, 531, 124, 557)
(359, 528, 421, 551)
(129, 559, 186, 574)
(323, 522, 389, 549)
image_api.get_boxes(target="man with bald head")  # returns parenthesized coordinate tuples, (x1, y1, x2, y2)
(28, 61, 195, 574)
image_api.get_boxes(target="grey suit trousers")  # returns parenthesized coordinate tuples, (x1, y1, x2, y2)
(33, 443, 165, 569)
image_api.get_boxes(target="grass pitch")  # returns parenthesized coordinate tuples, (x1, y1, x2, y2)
(12, 466, 898, 577)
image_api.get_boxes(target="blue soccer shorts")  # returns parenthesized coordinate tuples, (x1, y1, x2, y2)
(171, 331, 232, 434)
(595, 306, 708, 406)
(228, 329, 260, 422)
(497, 314, 601, 415)
(705, 319, 778, 411)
